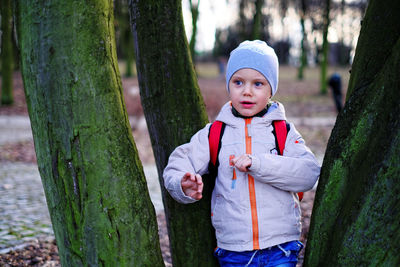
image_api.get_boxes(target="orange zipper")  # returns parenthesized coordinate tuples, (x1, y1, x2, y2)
(245, 118, 259, 250)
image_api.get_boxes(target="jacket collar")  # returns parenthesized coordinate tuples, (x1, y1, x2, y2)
(215, 101, 287, 127)
(231, 105, 269, 118)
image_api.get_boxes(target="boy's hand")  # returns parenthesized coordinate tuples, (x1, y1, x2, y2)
(181, 173, 203, 200)
(232, 154, 252, 172)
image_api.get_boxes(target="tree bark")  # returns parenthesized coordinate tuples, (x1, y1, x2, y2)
(15, 1, 164, 266)
(320, 0, 330, 94)
(1, 0, 14, 105)
(304, 0, 400, 265)
(129, 1, 218, 266)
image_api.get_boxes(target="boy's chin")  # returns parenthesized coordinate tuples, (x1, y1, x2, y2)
(238, 109, 258, 117)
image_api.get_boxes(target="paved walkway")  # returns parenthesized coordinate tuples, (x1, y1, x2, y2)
(0, 116, 32, 145)
(0, 162, 53, 253)
(0, 115, 335, 252)
(0, 161, 162, 253)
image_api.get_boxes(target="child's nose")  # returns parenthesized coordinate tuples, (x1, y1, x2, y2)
(243, 84, 252, 95)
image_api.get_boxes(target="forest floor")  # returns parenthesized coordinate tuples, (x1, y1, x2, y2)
(0, 64, 350, 266)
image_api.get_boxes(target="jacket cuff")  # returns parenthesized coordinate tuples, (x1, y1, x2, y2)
(248, 155, 261, 173)
(171, 177, 198, 204)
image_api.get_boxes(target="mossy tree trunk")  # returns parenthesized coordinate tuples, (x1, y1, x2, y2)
(129, 1, 218, 266)
(15, 1, 164, 266)
(320, 0, 331, 94)
(1, 0, 14, 105)
(304, 0, 400, 265)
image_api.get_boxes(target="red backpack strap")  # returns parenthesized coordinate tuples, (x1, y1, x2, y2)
(208, 121, 226, 169)
(272, 120, 289, 156)
(273, 120, 304, 201)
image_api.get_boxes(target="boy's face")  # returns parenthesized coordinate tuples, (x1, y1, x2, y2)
(229, 68, 272, 117)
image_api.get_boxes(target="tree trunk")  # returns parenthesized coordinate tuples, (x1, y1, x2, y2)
(251, 0, 264, 40)
(129, 1, 218, 266)
(239, 0, 249, 40)
(304, 0, 400, 265)
(189, 0, 200, 62)
(297, 0, 308, 80)
(114, 0, 136, 77)
(1, 0, 14, 105)
(125, 33, 135, 77)
(15, 1, 164, 266)
(320, 0, 330, 94)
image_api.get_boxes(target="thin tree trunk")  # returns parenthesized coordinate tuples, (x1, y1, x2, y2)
(251, 0, 264, 40)
(304, 0, 400, 265)
(125, 33, 135, 77)
(1, 0, 14, 105)
(129, 1, 218, 266)
(239, 0, 248, 40)
(15, 1, 164, 266)
(189, 0, 200, 62)
(297, 0, 308, 80)
(114, 0, 135, 77)
(320, 0, 331, 94)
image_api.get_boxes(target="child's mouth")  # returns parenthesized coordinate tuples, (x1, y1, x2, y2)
(240, 101, 255, 108)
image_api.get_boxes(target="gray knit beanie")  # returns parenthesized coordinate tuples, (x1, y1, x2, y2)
(226, 40, 279, 96)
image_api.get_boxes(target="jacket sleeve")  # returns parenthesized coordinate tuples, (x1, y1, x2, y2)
(162, 124, 211, 204)
(248, 123, 320, 192)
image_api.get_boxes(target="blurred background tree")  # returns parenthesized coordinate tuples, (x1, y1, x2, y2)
(209, 0, 367, 80)
(189, 0, 201, 63)
(297, 0, 309, 80)
(114, 0, 136, 77)
(1, 0, 14, 105)
(320, 0, 331, 94)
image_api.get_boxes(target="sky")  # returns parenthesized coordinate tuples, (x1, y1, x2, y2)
(182, 0, 237, 52)
(181, 0, 305, 54)
(181, 0, 363, 61)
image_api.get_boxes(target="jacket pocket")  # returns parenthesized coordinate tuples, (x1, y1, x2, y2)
(211, 195, 223, 233)
(292, 194, 301, 223)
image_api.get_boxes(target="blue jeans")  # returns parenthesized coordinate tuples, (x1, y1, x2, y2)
(214, 241, 303, 267)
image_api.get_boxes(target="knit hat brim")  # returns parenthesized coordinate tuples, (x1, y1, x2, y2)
(226, 40, 279, 96)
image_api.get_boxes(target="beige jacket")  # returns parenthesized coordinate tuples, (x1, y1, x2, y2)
(163, 101, 320, 251)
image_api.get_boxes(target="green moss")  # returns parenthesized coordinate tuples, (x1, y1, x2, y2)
(321, 160, 346, 212)
(347, 114, 371, 156)
(336, 132, 400, 265)
(306, 160, 347, 262)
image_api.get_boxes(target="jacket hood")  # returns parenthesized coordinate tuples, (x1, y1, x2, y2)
(215, 101, 287, 127)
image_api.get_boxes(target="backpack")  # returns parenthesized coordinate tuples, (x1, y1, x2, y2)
(208, 120, 304, 201)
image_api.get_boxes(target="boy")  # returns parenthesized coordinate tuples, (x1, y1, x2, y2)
(163, 40, 320, 266)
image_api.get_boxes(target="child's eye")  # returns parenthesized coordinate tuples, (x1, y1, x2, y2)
(255, 81, 263, 87)
(233, 80, 243, 86)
